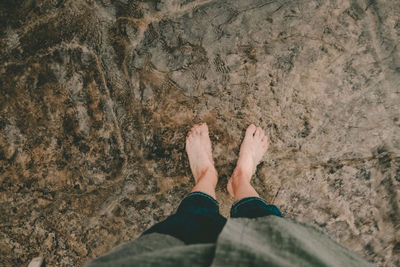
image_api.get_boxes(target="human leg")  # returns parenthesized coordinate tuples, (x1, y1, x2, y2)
(186, 123, 218, 199)
(142, 191, 226, 243)
(227, 124, 282, 218)
(230, 197, 282, 218)
(142, 123, 226, 243)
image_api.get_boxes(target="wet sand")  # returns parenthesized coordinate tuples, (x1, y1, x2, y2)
(0, 0, 399, 265)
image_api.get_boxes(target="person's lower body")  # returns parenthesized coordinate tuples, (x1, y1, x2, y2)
(142, 191, 282, 244)
(142, 123, 282, 244)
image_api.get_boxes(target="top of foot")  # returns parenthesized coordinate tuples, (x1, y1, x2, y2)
(235, 124, 269, 180)
(185, 123, 216, 183)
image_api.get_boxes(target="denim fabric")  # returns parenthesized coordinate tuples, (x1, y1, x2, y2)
(230, 197, 282, 218)
(142, 192, 282, 244)
(142, 192, 227, 244)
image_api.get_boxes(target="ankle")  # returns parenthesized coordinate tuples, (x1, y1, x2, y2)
(231, 174, 250, 191)
(232, 166, 252, 182)
(196, 166, 218, 186)
(230, 176, 258, 201)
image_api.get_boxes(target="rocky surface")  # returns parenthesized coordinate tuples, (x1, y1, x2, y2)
(1, 0, 400, 266)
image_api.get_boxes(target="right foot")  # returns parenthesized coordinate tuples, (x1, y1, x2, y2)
(227, 124, 269, 197)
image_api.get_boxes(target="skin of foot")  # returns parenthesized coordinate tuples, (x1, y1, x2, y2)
(227, 124, 270, 200)
(186, 123, 218, 198)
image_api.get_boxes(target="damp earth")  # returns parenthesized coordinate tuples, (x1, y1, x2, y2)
(0, 0, 400, 266)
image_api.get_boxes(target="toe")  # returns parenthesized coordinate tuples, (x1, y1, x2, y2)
(200, 123, 208, 135)
(193, 124, 200, 134)
(197, 125, 203, 134)
(246, 124, 257, 137)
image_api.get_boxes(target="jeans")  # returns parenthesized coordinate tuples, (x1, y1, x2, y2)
(142, 191, 282, 244)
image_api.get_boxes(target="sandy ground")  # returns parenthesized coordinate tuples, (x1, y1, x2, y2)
(1, 0, 399, 266)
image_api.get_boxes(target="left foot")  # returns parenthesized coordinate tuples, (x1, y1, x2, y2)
(186, 123, 217, 185)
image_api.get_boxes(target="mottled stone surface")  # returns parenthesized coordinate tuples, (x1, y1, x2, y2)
(1, 0, 400, 266)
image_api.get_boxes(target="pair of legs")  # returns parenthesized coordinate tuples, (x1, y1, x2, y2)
(188, 123, 268, 201)
(142, 123, 282, 244)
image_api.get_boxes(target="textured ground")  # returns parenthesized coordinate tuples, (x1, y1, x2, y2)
(1, 0, 400, 266)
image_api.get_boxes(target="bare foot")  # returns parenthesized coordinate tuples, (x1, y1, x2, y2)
(186, 123, 217, 185)
(227, 124, 269, 197)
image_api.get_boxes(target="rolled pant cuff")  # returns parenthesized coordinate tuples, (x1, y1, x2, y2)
(230, 196, 282, 218)
(176, 191, 220, 214)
